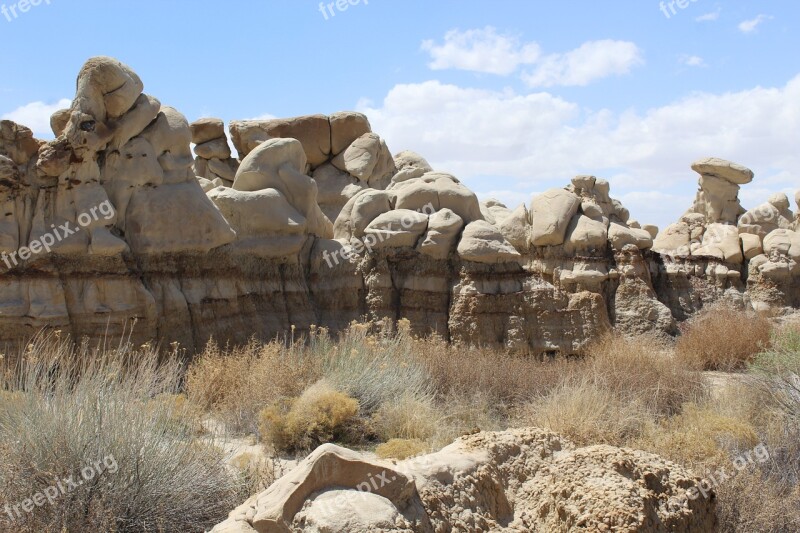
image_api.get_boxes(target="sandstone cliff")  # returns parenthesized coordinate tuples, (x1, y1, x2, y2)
(1, 57, 797, 352)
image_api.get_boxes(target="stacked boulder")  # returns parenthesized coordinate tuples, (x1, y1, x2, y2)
(653, 157, 800, 313)
(191, 118, 238, 188)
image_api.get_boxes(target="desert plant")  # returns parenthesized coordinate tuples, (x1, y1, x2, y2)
(519, 379, 648, 445)
(372, 392, 439, 442)
(675, 307, 772, 371)
(0, 334, 243, 533)
(186, 337, 321, 435)
(375, 439, 428, 460)
(321, 323, 433, 414)
(259, 380, 362, 453)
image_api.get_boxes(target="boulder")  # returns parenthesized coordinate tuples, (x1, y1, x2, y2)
(230, 115, 332, 167)
(691, 157, 754, 185)
(497, 204, 530, 251)
(418, 208, 464, 260)
(457, 220, 521, 264)
(363, 210, 429, 249)
(234, 138, 332, 238)
(329, 111, 372, 155)
(529, 189, 580, 246)
(608, 222, 653, 252)
(331, 132, 397, 189)
(564, 214, 608, 254)
(190, 118, 225, 144)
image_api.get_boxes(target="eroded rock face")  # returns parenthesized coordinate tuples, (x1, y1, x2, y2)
(211, 428, 716, 533)
(1, 56, 798, 351)
(652, 158, 800, 317)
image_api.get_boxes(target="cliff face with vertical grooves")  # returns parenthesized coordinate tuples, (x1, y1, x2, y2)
(1, 57, 797, 352)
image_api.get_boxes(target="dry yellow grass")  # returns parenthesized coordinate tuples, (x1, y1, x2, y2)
(258, 380, 362, 453)
(675, 306, 772, 371)
(376, 438, 428, 460)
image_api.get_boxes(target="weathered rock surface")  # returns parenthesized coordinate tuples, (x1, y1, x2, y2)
(1, 57, 798, 351)
(211, 428, 716, 533)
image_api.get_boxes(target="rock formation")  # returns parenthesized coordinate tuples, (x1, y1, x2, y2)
(211, 428, 716, 532)
(0, 56, 797, 352)
(652, 157, 800, 317)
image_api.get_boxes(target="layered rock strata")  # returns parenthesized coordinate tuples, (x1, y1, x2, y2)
(0, 57, 796, 352)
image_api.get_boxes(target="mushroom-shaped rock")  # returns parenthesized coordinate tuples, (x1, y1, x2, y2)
(691, 157, 754, 185)
(457, 220, 521, 264)
(529, 189, 581, 246)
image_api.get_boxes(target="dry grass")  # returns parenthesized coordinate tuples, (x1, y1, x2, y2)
(375, 439, 428, 460)
(675, 306, 773, 371)
(258, 380, 362, 453)
(0, 334, 244, 533)
(517, 334, 707, 447)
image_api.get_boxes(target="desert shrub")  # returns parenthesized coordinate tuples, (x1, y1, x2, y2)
(321, 322, 434, 414)
(431, 391, 507, 448)
(259, 381, 362, 453)
(716, 469, 800, 533)
(519, 380, 648, 446)
(675, 307, 772, 371)
(186, 337, 321, 434)
(418, 338, 570, 404)
(0, 335, 243, 533)
(229, 452, 283, 496)
(372, 392, 439, 442)
(635, 403, 759, 467)
(376, 439, 427, 460)
(587, 333, 707, 417)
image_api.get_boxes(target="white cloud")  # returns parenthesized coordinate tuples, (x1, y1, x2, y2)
(2, 98, 71, 138)
(696, 9, 721, 22)
(738, 14, 772, 34)
(681, 55, 707, 68)
(521, 40, 644, 88)
(359, 75, 800, 229)
(421, 27, 540, 76)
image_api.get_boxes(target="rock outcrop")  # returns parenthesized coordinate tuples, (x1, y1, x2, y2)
(0, 57, 798, 352)
(652, 157, 800, 318)
(211, 428, 716, 532)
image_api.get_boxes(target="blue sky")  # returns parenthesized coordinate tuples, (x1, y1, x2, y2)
(2, 0, 798, 229)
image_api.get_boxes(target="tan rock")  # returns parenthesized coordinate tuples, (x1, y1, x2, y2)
(740, 233, 763, 260)
(364, 210, 429, 249)
(418, 208, 464, 260)
(457, 220, 521, 264)
(230, 115, 331, 167)
(329, 111, 372, 155)
(529, 189, 580, 246)
(564, 214, 608, 254)
(190, 118, 225, 144)
(194, 137, 232, 160)
(497, 204, 530, 251)
(691, 157, 754, 184)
